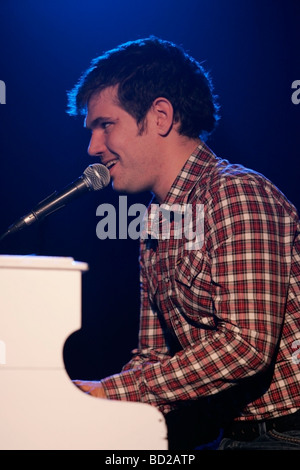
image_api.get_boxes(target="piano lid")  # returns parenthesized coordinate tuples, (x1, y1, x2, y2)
(0, 254, 88, 271)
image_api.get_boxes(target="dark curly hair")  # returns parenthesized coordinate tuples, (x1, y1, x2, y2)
(67, 36, 220, 140)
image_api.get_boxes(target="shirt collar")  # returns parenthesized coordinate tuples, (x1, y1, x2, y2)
(141, 141, 218, 241)
(162, 141, 218, 206)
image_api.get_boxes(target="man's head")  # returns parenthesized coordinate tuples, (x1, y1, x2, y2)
(67, 36, 220, 141)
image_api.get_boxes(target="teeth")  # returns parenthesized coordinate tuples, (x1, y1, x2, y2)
(106, 160, 118, 170)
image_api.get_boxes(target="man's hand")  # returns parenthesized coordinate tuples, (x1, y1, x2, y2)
(73, 380, 107, 398)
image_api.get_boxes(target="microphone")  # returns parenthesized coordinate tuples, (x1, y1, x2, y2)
(0, 163, 110, 241)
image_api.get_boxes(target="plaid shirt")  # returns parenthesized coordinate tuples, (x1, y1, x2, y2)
(101, 142, 300, 421)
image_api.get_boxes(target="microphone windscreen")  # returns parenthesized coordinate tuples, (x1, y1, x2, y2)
(83, 164, 110, 190)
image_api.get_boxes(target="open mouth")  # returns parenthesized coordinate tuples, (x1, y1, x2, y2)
(105, 159, 119, 170)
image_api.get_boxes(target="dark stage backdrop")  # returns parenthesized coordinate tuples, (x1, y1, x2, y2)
(0, 0, 299, 380)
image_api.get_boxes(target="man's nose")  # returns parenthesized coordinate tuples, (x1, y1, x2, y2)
(87, 131, 107, 157)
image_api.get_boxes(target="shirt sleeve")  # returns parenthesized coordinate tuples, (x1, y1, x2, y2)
(98, 253, 177, 413)
(99, 174, 296, 414)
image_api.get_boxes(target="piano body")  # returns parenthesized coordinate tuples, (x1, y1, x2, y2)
(0, 255, 167, 450)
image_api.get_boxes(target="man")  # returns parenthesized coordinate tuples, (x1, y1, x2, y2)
(68, 37, 300, 449)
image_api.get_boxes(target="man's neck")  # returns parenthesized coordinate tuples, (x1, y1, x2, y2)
(153, 137, 201, 203)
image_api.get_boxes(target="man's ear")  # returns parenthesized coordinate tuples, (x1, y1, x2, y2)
(152, 97, 174, 136)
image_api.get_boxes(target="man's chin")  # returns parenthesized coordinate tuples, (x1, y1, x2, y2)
(112, 181, 142, 195)
(112, 181, 126, 193)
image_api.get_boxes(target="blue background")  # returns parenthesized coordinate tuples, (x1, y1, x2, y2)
(0, 0, 299, 380)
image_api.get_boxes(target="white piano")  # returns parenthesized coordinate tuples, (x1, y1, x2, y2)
(0, 255, 167, 450)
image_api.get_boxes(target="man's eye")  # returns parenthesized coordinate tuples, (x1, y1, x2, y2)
(102, 122, 112, 129)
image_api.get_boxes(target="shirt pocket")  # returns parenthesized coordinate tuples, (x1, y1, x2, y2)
(174, 250, 216, 326)
(175, 250, 205, 286)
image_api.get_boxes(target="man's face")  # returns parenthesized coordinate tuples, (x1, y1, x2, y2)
(85, 86, 161, 194)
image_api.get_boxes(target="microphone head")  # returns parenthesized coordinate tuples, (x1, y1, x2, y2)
(83, 164, 110, 190)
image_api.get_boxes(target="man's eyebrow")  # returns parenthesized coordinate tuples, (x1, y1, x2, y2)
(84, 116, 113, 129)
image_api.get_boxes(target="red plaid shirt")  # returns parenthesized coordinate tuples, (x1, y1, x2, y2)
(101, 142, 300, 420)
